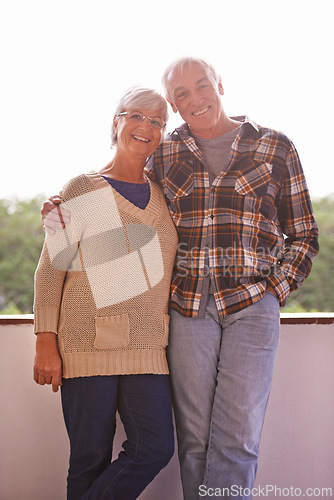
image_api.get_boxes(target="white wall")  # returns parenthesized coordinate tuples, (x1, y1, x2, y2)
(1, 320, 333, 500)
(255, 322, 334, 498)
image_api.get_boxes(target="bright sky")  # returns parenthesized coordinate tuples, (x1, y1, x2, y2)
(1, 0, 333, 201)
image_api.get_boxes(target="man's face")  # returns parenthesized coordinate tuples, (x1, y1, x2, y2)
(166, 62, 224, 138)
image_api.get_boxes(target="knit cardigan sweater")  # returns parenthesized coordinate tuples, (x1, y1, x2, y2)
(34, 172, 178, 377)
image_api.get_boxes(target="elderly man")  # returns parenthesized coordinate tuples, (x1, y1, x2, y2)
(42, 58, 318, 500)
(146, 58, 318, 500)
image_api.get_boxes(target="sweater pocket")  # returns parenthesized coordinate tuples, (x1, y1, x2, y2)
(94, 314, 130, 349)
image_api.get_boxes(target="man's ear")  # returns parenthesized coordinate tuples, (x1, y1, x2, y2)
(167, 98, 178, 114)
(217, 77, 224, 96)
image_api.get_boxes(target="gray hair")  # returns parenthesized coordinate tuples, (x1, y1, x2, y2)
(111, 86, 168, 147)
(162, 57, 220, 102)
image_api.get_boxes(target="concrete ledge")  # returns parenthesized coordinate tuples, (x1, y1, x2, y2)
(280, 312, 334, 324)
(0, 314, 34, 325)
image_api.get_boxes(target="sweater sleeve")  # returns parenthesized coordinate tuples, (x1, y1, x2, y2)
(33, 176, 88, 334)
(33, 241, 69, 334)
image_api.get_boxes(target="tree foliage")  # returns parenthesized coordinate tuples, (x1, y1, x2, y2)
(284, 195, 334, 312)
(0, 197, 45, 313)
(0, 195, 333, 314)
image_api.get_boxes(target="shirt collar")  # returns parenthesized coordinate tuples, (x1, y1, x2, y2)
(173, 115, 260, 138)
(170, 116, 259, 162)
(172, 123, 204, 163)
(232, 115, 260, 132)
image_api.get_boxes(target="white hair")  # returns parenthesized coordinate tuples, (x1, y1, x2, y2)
(111, 86, 168, 147)
(162, 57, 220, 102)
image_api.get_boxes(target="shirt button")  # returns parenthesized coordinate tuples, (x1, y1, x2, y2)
(210, 214, 215, 219)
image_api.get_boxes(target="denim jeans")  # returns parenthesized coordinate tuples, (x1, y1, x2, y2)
(61, 374, 174, 500)
(168, 293, 280, 500)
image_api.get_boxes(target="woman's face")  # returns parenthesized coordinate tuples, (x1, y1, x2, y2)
(114, 107, 165, 160)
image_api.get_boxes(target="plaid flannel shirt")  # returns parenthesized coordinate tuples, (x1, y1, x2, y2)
(145, 116, 319, 319)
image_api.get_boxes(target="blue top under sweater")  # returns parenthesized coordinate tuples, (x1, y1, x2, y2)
(101, 176, 150, 209)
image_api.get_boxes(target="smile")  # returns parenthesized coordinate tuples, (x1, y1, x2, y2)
(132, 135, 150, 143)
(192, 106, 210, 116)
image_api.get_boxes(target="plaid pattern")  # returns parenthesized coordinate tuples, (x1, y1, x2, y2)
(145, 117, 319, 318)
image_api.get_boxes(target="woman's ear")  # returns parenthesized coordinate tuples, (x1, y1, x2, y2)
(113, 115, 119, 131)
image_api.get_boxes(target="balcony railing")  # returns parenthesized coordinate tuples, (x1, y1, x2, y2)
(1, 314, 333, 500)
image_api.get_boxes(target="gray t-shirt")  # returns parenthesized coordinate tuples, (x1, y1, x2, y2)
(192, 126, 241, 180)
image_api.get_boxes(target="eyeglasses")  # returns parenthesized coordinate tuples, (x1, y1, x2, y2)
(118, 111, 165, 130)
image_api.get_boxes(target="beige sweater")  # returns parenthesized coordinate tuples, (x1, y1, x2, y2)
(34, 172, 178, 377)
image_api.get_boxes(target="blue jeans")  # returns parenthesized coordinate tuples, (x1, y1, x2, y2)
(168, 293, 280, 500)
(61, 374, 174, 500)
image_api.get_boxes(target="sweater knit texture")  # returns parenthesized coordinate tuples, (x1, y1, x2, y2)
(34, 172, 178, 378)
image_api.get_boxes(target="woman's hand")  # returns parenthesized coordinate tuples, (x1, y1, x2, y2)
(33, 332, 63, 392)
(41, 195, 70, 235)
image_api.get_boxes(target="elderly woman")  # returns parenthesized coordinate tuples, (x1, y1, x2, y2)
(33, 87, 178, 500)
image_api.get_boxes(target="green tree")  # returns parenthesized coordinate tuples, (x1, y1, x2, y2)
(0, 197, 45, 313)
(284, 195, 334, 312)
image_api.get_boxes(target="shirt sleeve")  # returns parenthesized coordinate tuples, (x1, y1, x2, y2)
(267, 142, 319, 305)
